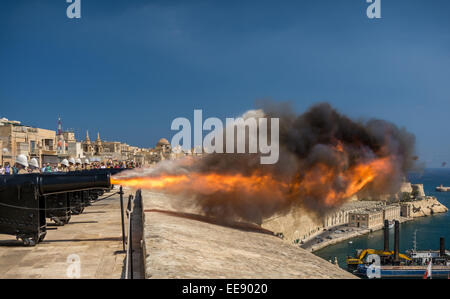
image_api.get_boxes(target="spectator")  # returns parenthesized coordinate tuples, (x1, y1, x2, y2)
(75, 158, 83, 171)
(83, 159, 91, 170)
(29, 158, 41, 173)
(60, 159, 69, 172)
(68, 158, 76, 172)
(14, 154, 29, 174)
(4, 162, 11, 175)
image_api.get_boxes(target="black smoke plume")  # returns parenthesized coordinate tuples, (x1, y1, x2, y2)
(115, 102, 418, 224)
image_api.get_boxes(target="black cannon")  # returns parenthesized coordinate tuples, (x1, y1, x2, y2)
(47, 169, 125, 223)
(46, 169, 125, 225)
(0, 172, 111, 245)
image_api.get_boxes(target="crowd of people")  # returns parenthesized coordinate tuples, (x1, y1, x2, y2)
(0, 154, 138, 175)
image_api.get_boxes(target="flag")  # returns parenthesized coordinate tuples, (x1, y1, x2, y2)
(423, 260, 432, 279)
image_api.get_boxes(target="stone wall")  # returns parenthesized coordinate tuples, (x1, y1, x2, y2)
(262, 209, 322, 243)
(140, 190, 356, 279)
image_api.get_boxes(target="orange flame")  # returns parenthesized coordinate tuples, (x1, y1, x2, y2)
(111, 156, 394, 208)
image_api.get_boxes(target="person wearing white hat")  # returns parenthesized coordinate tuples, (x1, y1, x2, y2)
(68, 157, 76, 172)
(75, 158, 82, 171)
(29, 158, 41, 173)
(61, 159, 69, 172)
(14, 154, 29, 174)
(83, 158, 91, 170)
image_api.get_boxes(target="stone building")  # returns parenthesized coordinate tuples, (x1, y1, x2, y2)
(57, 130, 84, 160)
(411, 184, 426, 197)
(382, 204, 401, 221)
(400, 181, 413, 193)
(94, 132, 103, 155)
(82, 131, 94, 155)
(81, 130, 173, 165)
(322, 199, 385, 229)
(146, 138, 173, 164)
(348, 209, 384, 229)
(82, 131, 104, 157)
(401, 203, 412, 218)
(156, 138, 171, 155)
(0, 118, 57, 165)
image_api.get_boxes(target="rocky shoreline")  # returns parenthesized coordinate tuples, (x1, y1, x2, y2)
(408, 197, 448, 217)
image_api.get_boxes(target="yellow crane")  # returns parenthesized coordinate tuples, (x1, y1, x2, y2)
(346, 249, 411, 266)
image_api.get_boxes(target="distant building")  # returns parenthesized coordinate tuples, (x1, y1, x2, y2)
(401, 203, 413, 218)
(82, 131, 94, 155)
(382, 204, 401, 221)
(349, 209, 383, 229)
(0, 118, 57, 165)
(411, 184, 426, 197)
(66, 142, 84, 159)
(1, 116, 178, 166)
(82, 131, 104, 157)
(81, 129, 174, 165)
(156, 138, 171, 155)
(400, 182, 413, 194)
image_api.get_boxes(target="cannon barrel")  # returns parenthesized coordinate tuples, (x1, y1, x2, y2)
(0, 172, 111, 195)
(38, 172, 111, 195)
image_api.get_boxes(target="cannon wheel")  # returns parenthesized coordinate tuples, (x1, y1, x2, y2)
(63, 215, 71, 224)
(52, 217, 65, 226)
(20, 237, 37, 247)
(71, 206, 84, 215)
(38, 232, 47, 242)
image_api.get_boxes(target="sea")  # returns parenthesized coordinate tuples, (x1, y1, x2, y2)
(314, 168, 450, 269)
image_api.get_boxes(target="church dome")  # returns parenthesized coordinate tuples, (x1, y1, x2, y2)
(156, 138, 170, 147)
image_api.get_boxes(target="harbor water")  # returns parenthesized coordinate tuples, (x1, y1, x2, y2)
(314, 168, 450, 269)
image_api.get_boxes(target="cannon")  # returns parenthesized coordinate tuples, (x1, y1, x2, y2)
(0, 172, 111, 245)
(46, 169, 125, 222)
(46, 168, 125, 224)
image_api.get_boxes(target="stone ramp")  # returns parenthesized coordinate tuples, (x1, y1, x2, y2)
(142, 190, 356, 279)
(0, 190, 129, 279)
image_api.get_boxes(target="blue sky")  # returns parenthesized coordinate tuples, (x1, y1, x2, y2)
(1, 0, 449, 167)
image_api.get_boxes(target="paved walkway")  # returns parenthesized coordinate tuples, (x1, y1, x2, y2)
(0, 189, 130, 278)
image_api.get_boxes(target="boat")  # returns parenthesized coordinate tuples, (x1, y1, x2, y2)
(388, 221, 394, 229)
(346, 220, 450, 279)
(436, 185, 450, 192)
